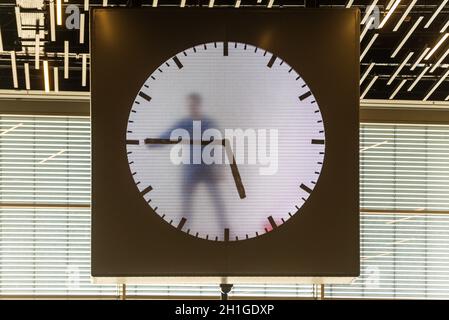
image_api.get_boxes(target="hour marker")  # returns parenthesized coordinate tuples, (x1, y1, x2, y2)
(267, 55, 277, 68)
(223, 42, 228, 56)
(140, 185, 153, 196)
(173, 56, 183, 69)
(224, 228, 229, 241)
(177, 217, 187, 230)
(126, 139, 139, 145)
(138, 91, 152, 102)
(268, 216, 277, 229)
(300, 183, 313, 194)
(311, 139, 325, 145)
(299, 91, 312, 101)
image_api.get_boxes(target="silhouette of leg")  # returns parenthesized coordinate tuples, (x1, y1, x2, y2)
(208, 182, 228, 231)
(181, 173, 196, 225)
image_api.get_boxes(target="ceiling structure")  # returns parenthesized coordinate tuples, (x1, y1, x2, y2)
(0, 0, 448, 101)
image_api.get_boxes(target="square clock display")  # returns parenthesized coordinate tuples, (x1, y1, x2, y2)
(91, 8, 360, 284)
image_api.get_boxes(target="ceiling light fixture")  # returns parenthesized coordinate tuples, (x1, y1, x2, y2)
(54, 67, 59, 92)
(360, 17, 375, 42)
(64, 41, 69, 79)
(49, 1, 56, 41)
(385, 0, 396, 10)
(360, 62, 375, 85)
(24, 63, 30, 90)
(430, 47, 449, 73)
(441, 20, 449, 33)
(425, 33, 449, 60)
(82, 54, 87, 87)
(0, 27, 3, 52)
(410, 47, 430, 70)
(424, 0, 448, 29)
(388, 52, 414, 85)
(35, 34, 40, 70)
(361, 33, 379, 61)
(43, 60, 50, 93)
(389, 79, 407, 99)
(56, 0, 62, 26)
(391, 16, 423, 58)
(393, 0, 417, 32)
(80, 13, 85, 44)
(423, 68, 449, 100)
(11, 51, 18, 89)
(15, 6, 22, 39)
(408, 66, 429, 91)
(361, 0, 379, 25)
(361, 75, 379, 99)
(378, 0, 401, 29)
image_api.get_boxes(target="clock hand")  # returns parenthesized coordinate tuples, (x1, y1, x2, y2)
(144, 137, 246, 199)
(144, 138, 212, 145)
(223, 139, 246, 199)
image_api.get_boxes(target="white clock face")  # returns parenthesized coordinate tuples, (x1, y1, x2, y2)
(126, 42, 325, 242)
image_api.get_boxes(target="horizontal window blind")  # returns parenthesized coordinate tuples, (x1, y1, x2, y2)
(0, 115, 115, 296)
(326, 124, 449, 299)
(1, 115, 449, 299)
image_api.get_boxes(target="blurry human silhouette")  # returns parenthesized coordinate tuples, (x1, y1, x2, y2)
(151, 93, 228, 232)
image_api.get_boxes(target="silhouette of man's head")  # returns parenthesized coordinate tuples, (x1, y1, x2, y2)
(187, 93, 202, 119)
